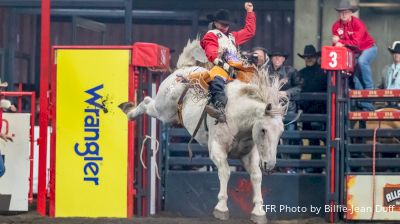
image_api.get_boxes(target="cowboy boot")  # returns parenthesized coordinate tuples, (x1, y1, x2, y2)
(205, 76, 227, 123)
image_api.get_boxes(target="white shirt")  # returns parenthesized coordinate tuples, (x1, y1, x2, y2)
(381, 63, 400, 89)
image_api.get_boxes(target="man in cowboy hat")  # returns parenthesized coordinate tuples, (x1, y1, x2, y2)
(298, 45, 326, 95)
(331, 0, 376, 111)
(0, 79, 16, 178)
(266, 50, 301, 113)
(379, 41, 400, 90)
(298, 45, 326, 165)
(201, 2, 255, 123)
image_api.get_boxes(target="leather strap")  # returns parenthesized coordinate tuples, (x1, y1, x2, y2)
(177, 85, 190, 125)
(187, 105, 208, 160)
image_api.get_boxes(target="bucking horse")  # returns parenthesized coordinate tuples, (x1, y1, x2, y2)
(119, 38, 289, 224)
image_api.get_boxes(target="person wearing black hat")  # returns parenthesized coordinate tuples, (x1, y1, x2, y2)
(379, 41, 400, 90)
(266, 50, 302, 162)
(266, 50, 301, 114)
(298, 45, 326, 167)
(201, 2, 256, 123)
(297, 45, 326, 94)
(331, 0, 376, 111)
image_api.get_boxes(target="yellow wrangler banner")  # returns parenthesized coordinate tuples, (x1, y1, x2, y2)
(55, 49, 130, 217)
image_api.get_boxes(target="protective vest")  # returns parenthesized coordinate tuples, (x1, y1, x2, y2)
(207, 29, 237, 58)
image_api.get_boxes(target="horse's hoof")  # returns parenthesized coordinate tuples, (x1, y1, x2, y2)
(118, 102, 135, 114)
(213, 209, 229, 220)
(250, 214, 268, 224)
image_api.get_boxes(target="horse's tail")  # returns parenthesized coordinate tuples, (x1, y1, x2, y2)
(176, 36, 208, 69)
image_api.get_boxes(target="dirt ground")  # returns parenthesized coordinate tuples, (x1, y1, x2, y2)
(0, 211, 327, 224)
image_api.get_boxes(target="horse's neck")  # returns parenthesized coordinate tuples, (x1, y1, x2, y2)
(228, 98, 265, 132)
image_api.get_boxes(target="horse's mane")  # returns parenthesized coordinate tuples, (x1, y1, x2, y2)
(239, 69, 289, 114)
(176, 37, 210, 69)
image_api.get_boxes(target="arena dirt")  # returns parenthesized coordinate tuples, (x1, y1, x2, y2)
(0, 211, 327, 224)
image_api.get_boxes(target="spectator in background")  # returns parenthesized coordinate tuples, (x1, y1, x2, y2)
(377, 41, 400, 108)
(0, 80, 16, 177)
(298, 45, 326, 172)
(378, 41, 400, 90)
(266, 50, 301, 119)
(252, 46, 269, 69)
(332, 0, 376, 111)
(298, 45, 327, 140)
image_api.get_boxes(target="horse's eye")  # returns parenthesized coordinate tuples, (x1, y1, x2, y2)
(261, 129, 266, 134)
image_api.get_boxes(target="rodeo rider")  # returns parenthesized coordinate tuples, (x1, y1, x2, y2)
(200, 2, 256, 123)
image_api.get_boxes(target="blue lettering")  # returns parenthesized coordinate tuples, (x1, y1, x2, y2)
(84, 113, 99, 127)
(85, 108, 99, 116)
(74, 142, 99, 157)
(84, 177, 99, 185)
(85, 84, 104, 109)
(84, 128, 99, 141)
(74, 84, 105, 186)
(84, 157, 103, 161)
(84, 162, 99, 176)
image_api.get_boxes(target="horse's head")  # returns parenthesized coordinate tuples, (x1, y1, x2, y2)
(252, 103, 284, 172)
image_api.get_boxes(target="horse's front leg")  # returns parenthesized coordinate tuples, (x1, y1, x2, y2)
(241, 147, 268, 224)
(209, 139, 230, 220)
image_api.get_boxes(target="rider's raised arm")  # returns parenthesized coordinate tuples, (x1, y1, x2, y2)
(232, 3, 256, 46)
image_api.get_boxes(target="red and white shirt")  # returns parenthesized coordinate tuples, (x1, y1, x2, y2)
(332, 16, 375, 52)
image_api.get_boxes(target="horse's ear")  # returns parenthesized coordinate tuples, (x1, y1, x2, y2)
(265, 103, 272, 115)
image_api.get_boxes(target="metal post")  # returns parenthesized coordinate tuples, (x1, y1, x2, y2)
(335, 71, 344, 220)
(325, 70, 331, 222)
(326, 70, 339, 222)
(18, 83, 22, 112)
(29, 93, 36, 203)
(124, 0, 133, 44)
(340, 73, 350, 211)
(127, 62, 135, 217)
(325, 70, 332, 222)
(146, 71, 152, 216)
(191, 10, 199, 39)
(38, 0, 50, 216)
(5, 8, 17, 90)
(156, 76, 162, 213)
(136, 68, 143, 216)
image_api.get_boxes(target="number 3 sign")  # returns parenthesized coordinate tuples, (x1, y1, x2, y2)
(321, 46, 354, 73)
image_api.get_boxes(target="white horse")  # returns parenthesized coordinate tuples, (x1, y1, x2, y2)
(119, 39, 288, 224)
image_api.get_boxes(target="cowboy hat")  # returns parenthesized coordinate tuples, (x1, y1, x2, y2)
(388, 41, 400, 54)
(0, 79, 8, 88)
(207, 9, 234, 25)
(297, 45, 321, 58)
(335, 0, 359, 13)
(268, 50, 288, 59)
